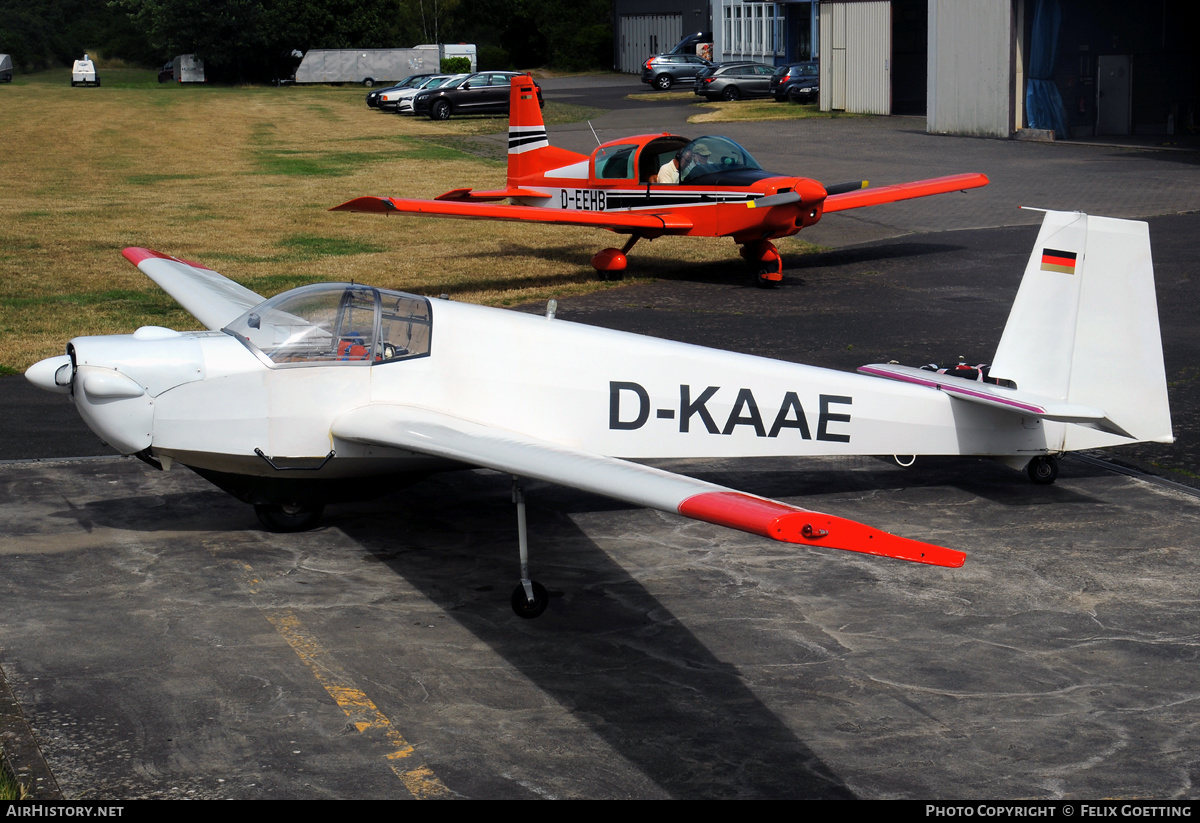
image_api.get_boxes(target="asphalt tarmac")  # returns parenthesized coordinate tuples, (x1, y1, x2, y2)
(1, 76, 1199, 800)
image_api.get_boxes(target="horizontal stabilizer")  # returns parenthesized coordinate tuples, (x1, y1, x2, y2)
(824, 173, 988, 213)
(121, 248, 264, 331)
(332, 404, 965, 568)
(857, 363, 1133, 437)
(331, 196, 694, 233)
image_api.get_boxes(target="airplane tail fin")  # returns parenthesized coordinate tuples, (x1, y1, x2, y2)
(506, 75, 587, 187)
(988, 210, 1173, 446)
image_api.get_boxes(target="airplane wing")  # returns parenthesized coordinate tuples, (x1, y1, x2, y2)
(331, 404, 965, 568)
(122, 248, 266, 330)
(331, 196, 695, 234)
(823, 173, 989, 213)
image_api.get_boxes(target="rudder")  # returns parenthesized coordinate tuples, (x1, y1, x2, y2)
(506, 75, 587, 187)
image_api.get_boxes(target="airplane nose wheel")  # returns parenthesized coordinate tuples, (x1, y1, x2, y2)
(740, 240, 783, 288)
(510, 477, 549, 618)
(1027, 456, 1059, 485)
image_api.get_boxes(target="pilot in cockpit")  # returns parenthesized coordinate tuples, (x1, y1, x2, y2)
(651, 141, 712, 184)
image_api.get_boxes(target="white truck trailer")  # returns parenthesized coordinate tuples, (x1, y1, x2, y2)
(173, 54, 205, 82)
(291, 45, 475, 86)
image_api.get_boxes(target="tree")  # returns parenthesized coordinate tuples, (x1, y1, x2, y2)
(112, 0, 427, 82)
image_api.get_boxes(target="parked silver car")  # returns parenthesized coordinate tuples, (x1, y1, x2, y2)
(694, 62, 776, 101)
(640, 53, 713, 90)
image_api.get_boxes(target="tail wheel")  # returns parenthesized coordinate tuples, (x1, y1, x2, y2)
(1027, 456, 1059, 485)
(430, 99, 451, 120)
(255, 503, 325, 533)
(654, 74, 672, 90)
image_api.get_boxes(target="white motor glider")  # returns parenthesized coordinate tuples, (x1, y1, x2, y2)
(26, 210, 1172, 617)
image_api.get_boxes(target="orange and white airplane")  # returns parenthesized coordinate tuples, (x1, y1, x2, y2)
(332, 74, 989, 285)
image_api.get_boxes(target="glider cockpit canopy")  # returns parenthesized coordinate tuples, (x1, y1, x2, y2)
(224, 283, 432, 367)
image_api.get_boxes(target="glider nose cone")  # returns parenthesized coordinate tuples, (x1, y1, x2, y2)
(26, 354, 73, 394)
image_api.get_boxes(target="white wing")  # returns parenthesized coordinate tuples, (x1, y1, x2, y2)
(332, 404, 965, 568)
(122, 248, 265, 330)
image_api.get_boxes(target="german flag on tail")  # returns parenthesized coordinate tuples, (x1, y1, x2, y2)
(1041, 248, 1078, 274)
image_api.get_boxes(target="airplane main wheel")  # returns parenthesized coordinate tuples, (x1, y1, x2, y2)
(654, 74, 673, 90)
(511, 581, 549, 619)
(255, 503, 325, 533)
(756, 268, 779, 289)
(431, 100, 451, 120)
(1027, 456, 1059, 485)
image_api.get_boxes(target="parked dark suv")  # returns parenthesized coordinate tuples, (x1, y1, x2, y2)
(413, 71, 542, 120)
(640, 54, 713, 90)
(771, 61, 819, 103)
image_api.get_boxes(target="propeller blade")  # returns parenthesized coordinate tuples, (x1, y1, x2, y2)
(746, 190, 803, 209)
(823, 180, 869, 197)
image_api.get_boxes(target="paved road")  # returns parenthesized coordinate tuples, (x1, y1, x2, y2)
(2, 76, 1199, 800)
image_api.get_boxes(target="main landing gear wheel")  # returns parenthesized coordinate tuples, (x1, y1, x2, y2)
(1027, 456, 1059, 485)
(591, 236, 641, 281)
(509, 477, 552, 618)
(255, 502, 325, 532)
(511, 581, 549, 619)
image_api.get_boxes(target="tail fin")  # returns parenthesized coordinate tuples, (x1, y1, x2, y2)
(989, 210, 1173, 445)
(506, 75, 588, 187)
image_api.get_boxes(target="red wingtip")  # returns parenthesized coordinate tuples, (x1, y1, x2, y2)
(122, 247, 170, 266)
(329, 196, 397, 214)
(121, 247, 214, 271)
(678, 491, 965, 568)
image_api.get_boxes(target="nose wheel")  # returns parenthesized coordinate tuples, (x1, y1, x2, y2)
(510, 478, 549, 618)
(740, 240, 783, 288)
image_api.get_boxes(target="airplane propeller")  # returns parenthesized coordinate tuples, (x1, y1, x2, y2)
(747, 180, 867, 209)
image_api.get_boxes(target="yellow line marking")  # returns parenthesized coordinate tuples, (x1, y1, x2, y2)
(231, 559, 451, 798)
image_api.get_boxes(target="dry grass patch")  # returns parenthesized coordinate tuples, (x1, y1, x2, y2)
(689, 99, 849, 123)
(0, 70, 796, 371)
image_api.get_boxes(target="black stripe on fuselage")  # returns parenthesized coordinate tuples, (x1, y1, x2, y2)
(601, 190, 760, 210)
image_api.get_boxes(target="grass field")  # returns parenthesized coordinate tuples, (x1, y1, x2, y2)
(1, 67, 794, 373)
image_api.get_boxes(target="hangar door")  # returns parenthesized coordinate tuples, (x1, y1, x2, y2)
(619, 15, 683, 73)
(820, 0, 891, 114)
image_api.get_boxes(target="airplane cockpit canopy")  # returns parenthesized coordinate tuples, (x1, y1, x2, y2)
(224, 283, 432, 367)
(678, 136, 764, 184)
